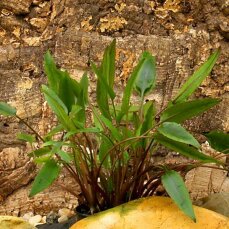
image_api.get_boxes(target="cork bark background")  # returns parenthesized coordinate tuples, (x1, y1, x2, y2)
(0, 0, 228, 216)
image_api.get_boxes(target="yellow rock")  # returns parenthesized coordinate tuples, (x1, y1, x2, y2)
(0, 216, 35, 229)
(70, 196, 229, 229)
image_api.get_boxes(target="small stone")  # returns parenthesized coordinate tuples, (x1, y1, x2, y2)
(41, 216, 46, 224)
(58, 208, 74, 218)
(46, 211, 58, 224)
(58, 215, 68, 223)
(22, 212, 34, 221)
(12, 210, 20, 217)
(28, 215, 42, 226)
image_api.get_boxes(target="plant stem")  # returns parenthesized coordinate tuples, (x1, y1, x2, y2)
(16, 115, 44, 142)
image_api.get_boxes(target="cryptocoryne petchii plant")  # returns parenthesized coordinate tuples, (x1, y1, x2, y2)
(1, 40, 228, 222)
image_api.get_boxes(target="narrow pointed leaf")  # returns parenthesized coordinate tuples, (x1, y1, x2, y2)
(95, 68, 111, 120)
(101, 39, 116, 88)
(205, 130, 229, 153)
(0, 102, 16, 116)
(30, 159, 60, 196)
(162, 170, 196, 222)
(99, 136, 112, 168)
(99, 114, 122, 141)
(173, 49, 220, 103)
(161, 98, 220, 123)
(158, 122, 200, 148)
(117, 56, 146, 122)
(154, 133, 220, 163)
(91, 62, 116, 100)
(44, 51, 60, 93)
(79, 73, 89, 105)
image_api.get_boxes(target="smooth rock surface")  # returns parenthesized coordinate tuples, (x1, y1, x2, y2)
(70, 197, 229, 229)
(0, 216, 35, 229)
(28, 214, 42, 226)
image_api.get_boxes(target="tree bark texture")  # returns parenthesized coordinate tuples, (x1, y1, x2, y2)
(0, 0, 228, 215)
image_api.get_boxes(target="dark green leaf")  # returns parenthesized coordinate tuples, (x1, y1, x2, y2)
(173, 49, 220, 103)
(161, 98, 220, 123)
(0, 102, 16, 116)
(80, 73, 89, 105)
(93, 61, 112, 120)
(134, 52, 156, 97)
(154, 133, 220, 163)
(58, 73, 76, 112)
(17, 133, 36, 144)
(205, 130, 229, 153)
(158, 122, 200, 148)
(162, 170, 196, 222)
(30, 159, 60, 196)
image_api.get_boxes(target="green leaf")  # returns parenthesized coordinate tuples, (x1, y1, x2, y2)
(42, 140, 60, 147)
(44, 51, 60, 93)
(134, 52, 156, 98)
(63, 128, 101, 140)
(42, 85, 76, 131)
(117, 55, 146, 122)
(158, 122, 200, 148)
(58, 73, 76, 112)
(99, 136, 113, 168)
(80, 73, 89, 105)
(141, 101, 155, 135)
(154, 133, 219, 163)
(44, 51, 83, 113)
(57, 150, 72, 163)
(99, 114, 122, 141)
(205, 130, 229, 153)
(29, 147, 50, 157)
(173, 49, 220, 103)
(92, 65, 111, 119)
(44, 124, 64, 139)
(162, 170, 196, 222)
(91, 62, 116, 101)
(17, 133, 36, 144)
(0, 102, 16, 116)
(161, 98, 220, 123)
(30, 159, 60, 196)
(101, 39, 116, 88)
(34, 156, 52, 164)
(93, 40, 116, 120)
